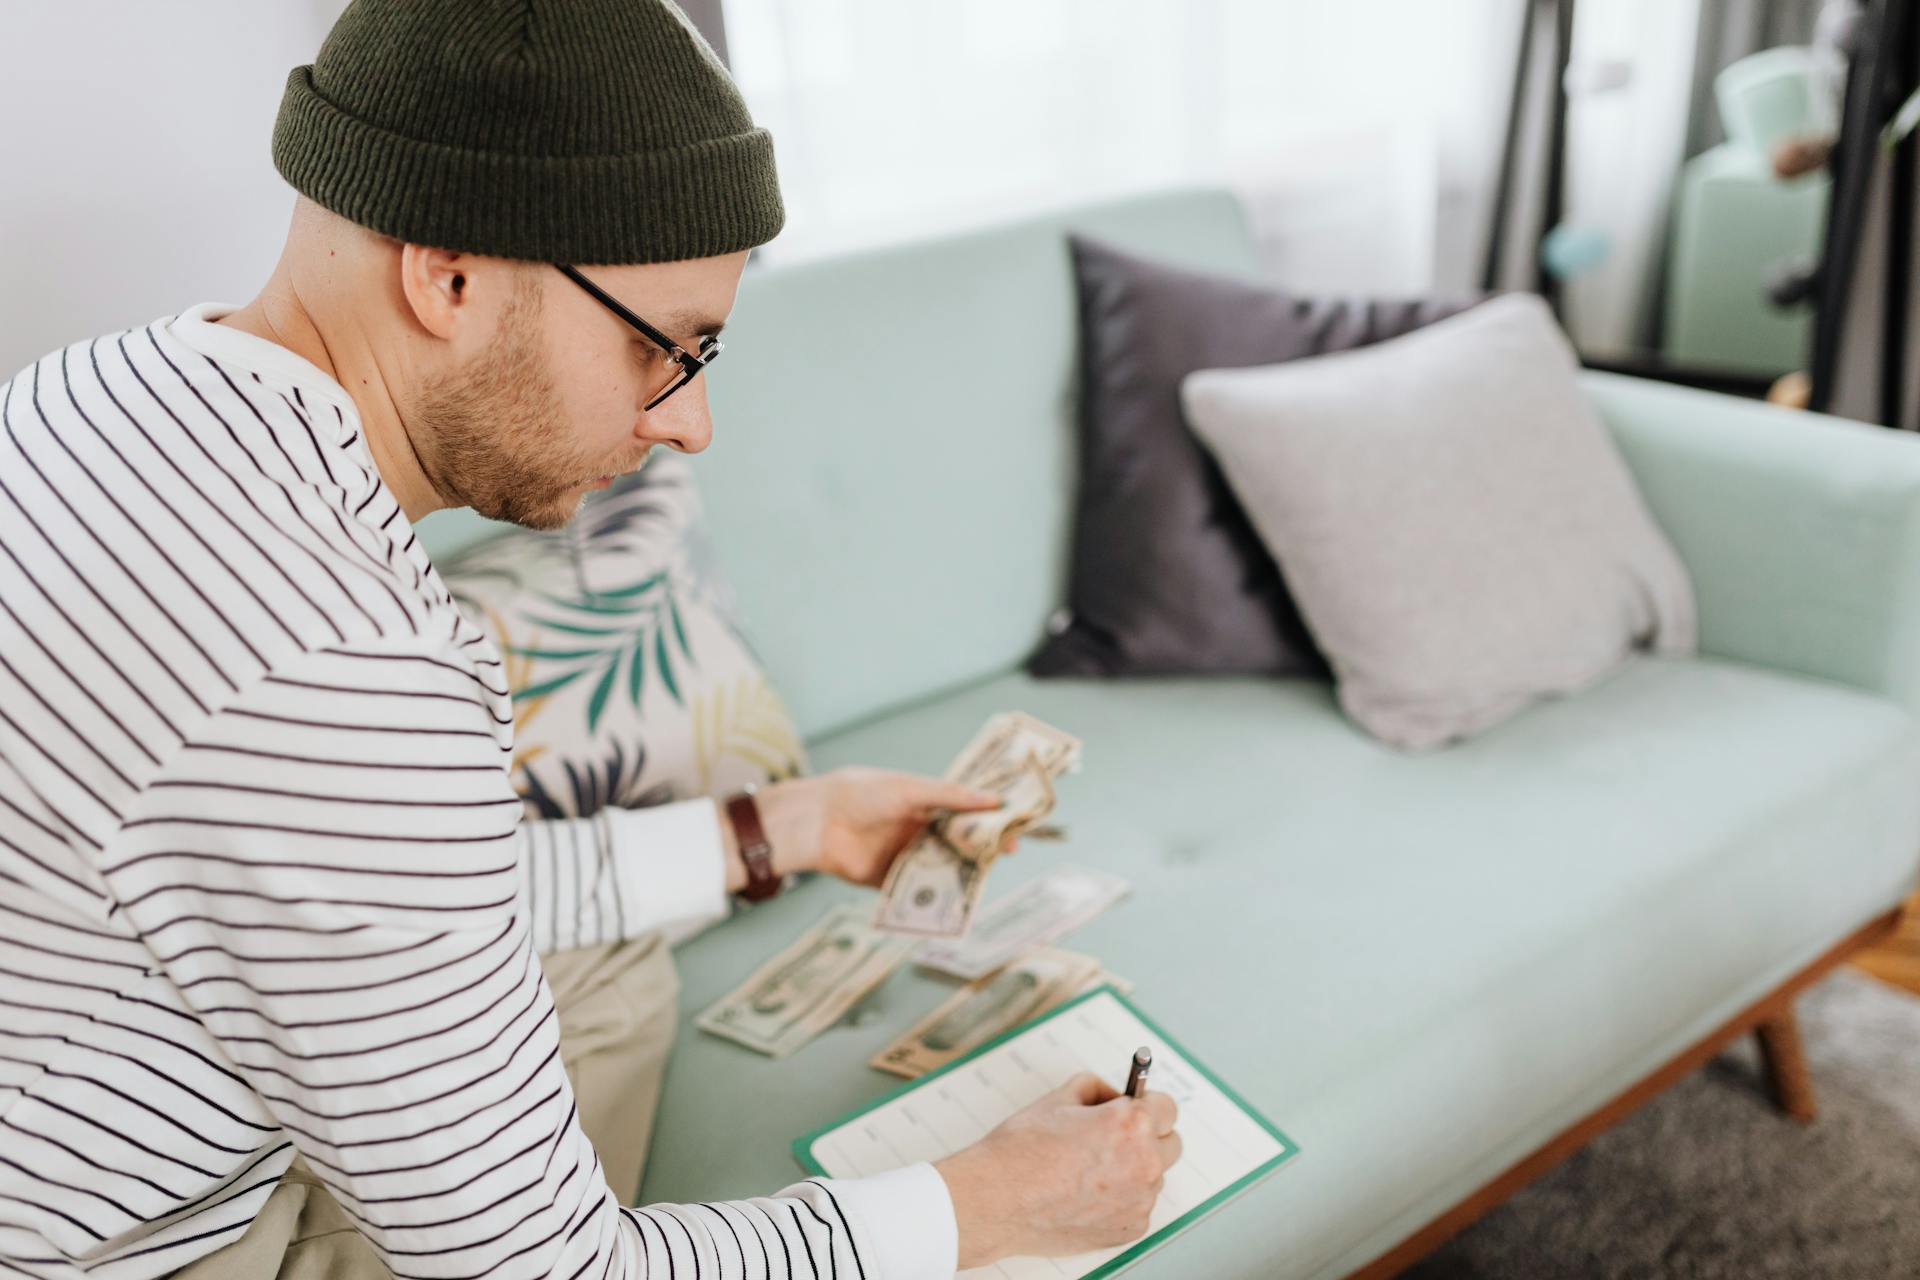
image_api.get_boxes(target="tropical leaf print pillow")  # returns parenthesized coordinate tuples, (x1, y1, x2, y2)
(441, 450, 809, 822)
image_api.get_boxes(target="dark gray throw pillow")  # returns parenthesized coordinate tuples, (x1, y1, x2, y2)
(1029, 234, 1479, 678)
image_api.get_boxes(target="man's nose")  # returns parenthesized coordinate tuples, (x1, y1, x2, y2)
(644, 377, 713, 454)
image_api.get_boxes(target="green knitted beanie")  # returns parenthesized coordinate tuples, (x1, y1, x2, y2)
(271, 0, 783, 265)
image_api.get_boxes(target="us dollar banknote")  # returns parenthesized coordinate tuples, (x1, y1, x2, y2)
(869, 947, 1103, 1079)
(913, 865, 1131, 981)
(872, 712, 1083, 938)
(695, 904, 919, 1058)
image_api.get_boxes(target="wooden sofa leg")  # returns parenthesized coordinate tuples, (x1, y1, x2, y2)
(1755, 1006, 1817, 1123)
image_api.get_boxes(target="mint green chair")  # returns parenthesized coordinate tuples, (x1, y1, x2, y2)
(1663, 47, 1831, 376)
(419, 188, 1920, 1278)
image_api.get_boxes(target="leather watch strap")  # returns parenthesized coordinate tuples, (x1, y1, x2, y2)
(725, 786, 781, 902)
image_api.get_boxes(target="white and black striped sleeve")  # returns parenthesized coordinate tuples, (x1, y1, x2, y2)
(517, 773, 731, 956)
(96, 638, 961, 1280)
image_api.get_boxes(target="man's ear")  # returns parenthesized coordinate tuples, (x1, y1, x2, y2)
(397, 242, 481, 340)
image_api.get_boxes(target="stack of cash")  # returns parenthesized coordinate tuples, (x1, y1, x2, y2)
(872, 712, 1082, 938)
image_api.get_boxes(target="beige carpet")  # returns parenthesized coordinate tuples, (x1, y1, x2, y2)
(1406, 970, 1920, 1278)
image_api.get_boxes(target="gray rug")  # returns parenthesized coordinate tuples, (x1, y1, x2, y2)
(1405, 971, 1920, 1279)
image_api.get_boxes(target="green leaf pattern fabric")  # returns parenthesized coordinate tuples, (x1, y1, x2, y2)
(442, 452, 808, 820)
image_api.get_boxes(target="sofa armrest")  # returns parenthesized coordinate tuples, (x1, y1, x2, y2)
(1582, 370, 1920, 714)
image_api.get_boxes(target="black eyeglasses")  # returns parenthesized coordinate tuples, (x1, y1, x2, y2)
(555, 264, 724, 411)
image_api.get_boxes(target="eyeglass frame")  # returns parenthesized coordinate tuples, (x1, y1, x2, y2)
(555, 264, 724, 411)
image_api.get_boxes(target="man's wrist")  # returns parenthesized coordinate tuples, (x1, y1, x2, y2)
(755, 778, 822, 876)
(716, 779, 820, 894)
(935, 1148, 1015, 1270)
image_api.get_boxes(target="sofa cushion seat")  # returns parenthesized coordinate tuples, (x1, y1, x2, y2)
(642, 654, 1920, 1277)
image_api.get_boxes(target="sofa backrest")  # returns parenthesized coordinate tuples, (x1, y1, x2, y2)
(422, 187, 1265, 740)
(696, 188, 1262, 739)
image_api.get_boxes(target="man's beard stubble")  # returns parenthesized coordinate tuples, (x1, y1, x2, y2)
(411, 278, 621, 532)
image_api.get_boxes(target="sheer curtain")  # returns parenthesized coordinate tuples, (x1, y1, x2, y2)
(721, 0, 1516, 293)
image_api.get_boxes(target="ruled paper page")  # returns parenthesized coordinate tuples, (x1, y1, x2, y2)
(808, 991, 1291, 1279)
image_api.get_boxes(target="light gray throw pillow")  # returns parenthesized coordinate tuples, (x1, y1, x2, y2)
(1179, 293, 1696, 750)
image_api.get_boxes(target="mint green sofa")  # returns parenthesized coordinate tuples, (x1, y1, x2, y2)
(419, 189, 1920, 1278)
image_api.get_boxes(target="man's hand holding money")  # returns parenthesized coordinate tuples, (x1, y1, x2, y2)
(716, 766, 1014, 893)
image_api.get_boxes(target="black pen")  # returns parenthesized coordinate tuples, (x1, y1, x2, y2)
(1125, 1045, 1152, 1099)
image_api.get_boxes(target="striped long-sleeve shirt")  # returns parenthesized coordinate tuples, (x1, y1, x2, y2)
(0, 304, 957, 1279)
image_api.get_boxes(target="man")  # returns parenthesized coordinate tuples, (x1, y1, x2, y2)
(0, 2, 1179, 1277)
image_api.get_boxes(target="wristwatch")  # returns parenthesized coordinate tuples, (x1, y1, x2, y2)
(725, 785, 782, 902)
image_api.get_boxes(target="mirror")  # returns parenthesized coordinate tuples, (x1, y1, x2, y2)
(1485, 0, 1891, 404)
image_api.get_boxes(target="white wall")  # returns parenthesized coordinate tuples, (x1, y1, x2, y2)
(0, 2, 334, 376)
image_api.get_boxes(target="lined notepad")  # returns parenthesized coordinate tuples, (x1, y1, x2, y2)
(793, 988, 1299, 1279)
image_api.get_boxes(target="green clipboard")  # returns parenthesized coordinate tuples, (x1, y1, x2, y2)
(791, 984, 1301, 1279)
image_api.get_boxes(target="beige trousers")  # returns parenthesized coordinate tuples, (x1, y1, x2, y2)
(166, 935, 680, 1280)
